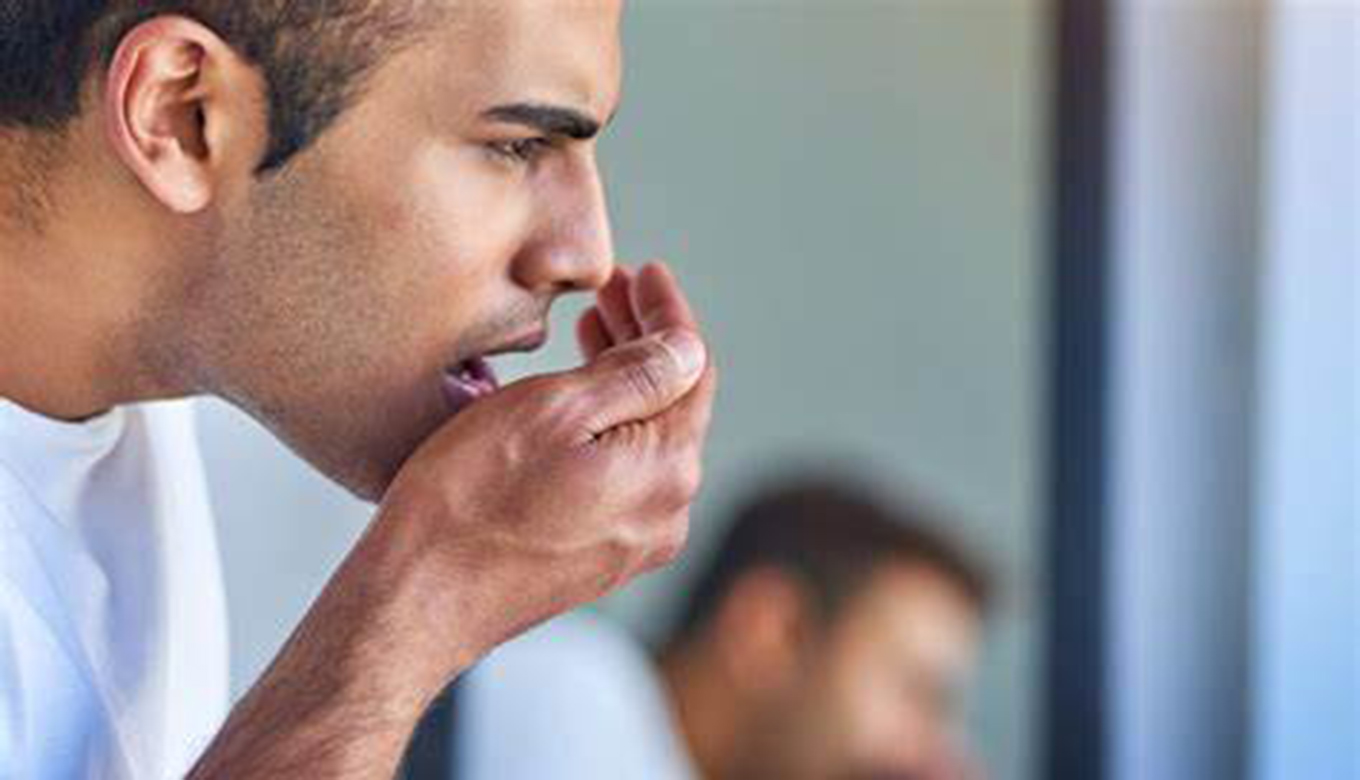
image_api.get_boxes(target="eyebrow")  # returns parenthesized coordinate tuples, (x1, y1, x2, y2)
(482, 103, 605, 141)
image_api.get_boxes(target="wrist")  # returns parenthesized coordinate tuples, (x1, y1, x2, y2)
(189, 511, 470, 779)
(360, 494, 499, 679)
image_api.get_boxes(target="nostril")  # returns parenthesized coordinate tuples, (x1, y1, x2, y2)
(509, 227, 613, 293)
(574, 243, 615, 289)
(553, 256, 614, 294)
(581, 261, 615, 293)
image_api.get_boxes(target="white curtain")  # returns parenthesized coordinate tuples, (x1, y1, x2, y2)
(1108, 2, 1357, 779)
(1252, 2, 1358, 779)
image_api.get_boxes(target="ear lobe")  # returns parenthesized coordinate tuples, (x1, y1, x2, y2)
(103, 16, 252, 214)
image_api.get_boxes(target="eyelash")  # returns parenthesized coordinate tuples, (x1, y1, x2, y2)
(487, 137, 554, 166)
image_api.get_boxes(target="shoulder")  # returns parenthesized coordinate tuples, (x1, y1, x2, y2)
(0, 474, 91, 691)
(462, 611, 693, 780)
(0, 554, 103, 778)
(468, 610, 661, 730)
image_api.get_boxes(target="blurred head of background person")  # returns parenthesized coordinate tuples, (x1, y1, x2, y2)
(659, 477, 992, 780)
(459, 472, 992, 780)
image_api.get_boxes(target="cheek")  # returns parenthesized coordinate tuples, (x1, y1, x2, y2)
(832, 649, 932, 768)
(385, 148, 535, 301)
(312, 155, 526, 342)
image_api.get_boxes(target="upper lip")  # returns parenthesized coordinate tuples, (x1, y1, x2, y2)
(446, 328, 549, 374)
(484, 328, 549, 359)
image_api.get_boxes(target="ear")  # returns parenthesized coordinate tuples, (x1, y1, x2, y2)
(712, 567, 818, 696)
(103, 15, 267, 214)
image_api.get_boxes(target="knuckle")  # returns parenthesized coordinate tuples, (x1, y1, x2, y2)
(531, 384, 591, 444)
(623, 347, 675, 405)
(647, 513, 691, 569)
(676, 458, 704, 505)
(658, 457, 703, 512)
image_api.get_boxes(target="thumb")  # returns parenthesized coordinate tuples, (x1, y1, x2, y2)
(565, 329, 707, 437)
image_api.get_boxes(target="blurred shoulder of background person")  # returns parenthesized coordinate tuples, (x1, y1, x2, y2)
(461, 609, 697, 780)
(459, 473, 993, 780)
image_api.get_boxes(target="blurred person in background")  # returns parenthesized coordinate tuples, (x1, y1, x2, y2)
(464, 476, 991, 780)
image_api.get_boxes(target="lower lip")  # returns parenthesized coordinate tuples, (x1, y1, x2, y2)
(441, 357, 500, 415)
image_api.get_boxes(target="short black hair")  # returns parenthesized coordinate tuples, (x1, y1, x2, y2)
(668, 475, 992, 646)
(0, 0, 434, 172)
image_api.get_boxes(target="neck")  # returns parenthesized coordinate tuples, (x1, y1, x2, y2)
(0, 128, 192, 421)
(0, 223, 181, 422)
(658, 640, 748, 780)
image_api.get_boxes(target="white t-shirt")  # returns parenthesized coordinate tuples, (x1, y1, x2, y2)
(462, 611, 697, 780)
(0, 399, 229, 780)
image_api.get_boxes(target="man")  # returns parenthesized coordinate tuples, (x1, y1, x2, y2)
(464, 477, 991, 780)
(0, 1, 716, 778)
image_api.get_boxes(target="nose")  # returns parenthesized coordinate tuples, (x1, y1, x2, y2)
(511, 154, 615, 295)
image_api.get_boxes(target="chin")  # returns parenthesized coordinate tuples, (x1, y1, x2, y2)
(326, 457, 401, 504)
(268, 430, 405, 505)
(255, 390, 451, 506)
(327, 417, 445, 503)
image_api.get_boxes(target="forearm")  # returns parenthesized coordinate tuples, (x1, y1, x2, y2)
(188, 512, 475, 779)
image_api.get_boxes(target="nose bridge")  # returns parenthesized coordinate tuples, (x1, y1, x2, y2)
(531, 153, 615, 294)
(578, 156, 615, 275)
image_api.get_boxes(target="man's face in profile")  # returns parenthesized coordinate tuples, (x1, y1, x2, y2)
(181, 0, 624, 499)
(758, 564, 983, 780)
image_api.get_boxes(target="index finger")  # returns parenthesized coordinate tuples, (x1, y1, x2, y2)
(631, 262, 698, 336)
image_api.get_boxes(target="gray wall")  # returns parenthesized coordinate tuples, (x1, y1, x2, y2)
(199, 3, 1049, 779)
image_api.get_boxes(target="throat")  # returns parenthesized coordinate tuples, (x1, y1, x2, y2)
(0, 268, 181, 420)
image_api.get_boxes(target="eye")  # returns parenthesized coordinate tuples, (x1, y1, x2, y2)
(487, 137, 554, 166)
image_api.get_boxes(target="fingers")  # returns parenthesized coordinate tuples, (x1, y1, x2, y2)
(579, 260, 700, 369)
(632, 263, 711, 446)
(559, 261, 710, 445)
(597, 267, 643, 345)
(576, 307, 612, 362)
(587, 262, 698, 354)
(561, 329, 708, 439)
(632, 262, 697, 336)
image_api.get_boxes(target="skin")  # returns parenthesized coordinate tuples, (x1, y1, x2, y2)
(662, 563, 984, 780)
(0, 0, 718, 776)
(0, 1, 627, 498)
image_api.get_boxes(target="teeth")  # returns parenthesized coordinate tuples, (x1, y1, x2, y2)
(441, 355, 502, 416)
(445, 356, 499, 394)
(447, 359, 476, 382)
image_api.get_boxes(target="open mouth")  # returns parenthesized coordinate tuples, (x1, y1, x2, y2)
(440, 329, 547, 417)
(442, 356, 501, 416)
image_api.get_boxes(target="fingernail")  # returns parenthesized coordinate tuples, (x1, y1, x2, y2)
(660, 330, 706, 379)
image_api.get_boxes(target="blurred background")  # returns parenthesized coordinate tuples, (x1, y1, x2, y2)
(195, 2, 1356, 780)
